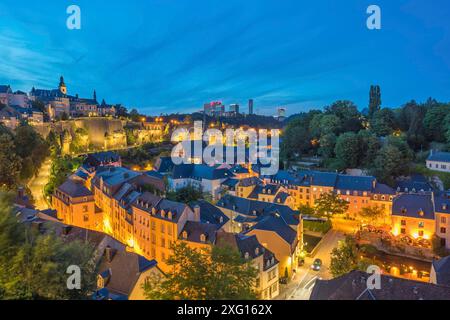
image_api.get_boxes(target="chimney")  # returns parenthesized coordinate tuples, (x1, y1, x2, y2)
(193, 205, 201, 222)
(105, 246, 115, 263)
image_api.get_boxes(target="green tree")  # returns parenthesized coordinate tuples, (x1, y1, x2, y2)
(0, 192, 96, 299)
(368, 85, 382, 118)
(314, 192, 349, 217)
(0, 134, 22, 189)
(371, 141, 411, 185)
(370, 108, 397, 136)
(334, 132, 362, 169)
(143, 243, 257, 300)
(358, 206, 384, 225)
(330, 236, 361, 278)
(423, 102, 450, 143)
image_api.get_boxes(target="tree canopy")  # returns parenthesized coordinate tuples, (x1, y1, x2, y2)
(143, 242, 258, 300)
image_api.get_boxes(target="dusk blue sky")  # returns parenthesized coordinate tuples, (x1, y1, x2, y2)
(1, 0, 449, 116)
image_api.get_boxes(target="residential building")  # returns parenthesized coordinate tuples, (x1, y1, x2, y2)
(246, 213, 302, 279)
(427, 151, 450, 173)
(310, 270, 450, 300)
(264, 170, 395, 218)
(391, 191, 450, 249)
(431, 255, 450, 287)
(216, 232, 280, 299)
(216, 194, 301, 234)
(168, 164, 232, 199)
(96, 245, 164, 300)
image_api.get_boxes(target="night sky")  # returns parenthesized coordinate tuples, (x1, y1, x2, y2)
(1, 0, 449, 115)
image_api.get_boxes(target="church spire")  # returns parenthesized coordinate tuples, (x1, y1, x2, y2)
(93, 90, 97, 102)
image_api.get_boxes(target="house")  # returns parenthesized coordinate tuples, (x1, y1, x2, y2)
(189, 200, 230, 231)
(168, 164, 232, 199)
(245, 213, 302, 279)
(431, 255, 450, 287)
(216, 194, 301, 234)
(310, 270, 450, 300)
(96, 245, 164, 300)
(216, 232, 280, 299)
(52, 179, 103, 231)
(427, 151, 450, 173)
(263, 169, 395, 217)
(391, 193, 435, 240)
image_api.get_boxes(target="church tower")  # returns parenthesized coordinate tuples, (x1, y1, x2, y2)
(59, 76, 67, 95)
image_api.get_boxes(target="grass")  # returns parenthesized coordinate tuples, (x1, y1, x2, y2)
(303, 219, 332, 234)
(303, 234, 323, 254)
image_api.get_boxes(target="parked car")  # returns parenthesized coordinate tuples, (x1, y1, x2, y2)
(311, 259, 322, 271)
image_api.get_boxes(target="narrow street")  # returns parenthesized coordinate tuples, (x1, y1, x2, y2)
(28, 158, 52, 210)
(277, 230, 345, 300)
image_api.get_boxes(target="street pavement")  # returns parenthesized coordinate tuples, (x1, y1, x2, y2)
(277, 230, 346, 300)
(28, 158, 52, 210)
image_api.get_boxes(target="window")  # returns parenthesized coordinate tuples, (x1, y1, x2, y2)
(82, 205, 88, 213)
(418, 222, 424, 229)
(419, 230, 424, 237)
(441, 217, 447, 224)
(401, 228, 406, 235)
(441, 227, 447, 234)
(83, 214, 89, 222)
(401, 220, 406, 226)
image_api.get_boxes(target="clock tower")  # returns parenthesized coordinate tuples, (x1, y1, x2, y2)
(59, 76, 67, 95)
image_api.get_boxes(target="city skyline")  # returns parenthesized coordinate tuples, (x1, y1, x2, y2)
(1, 0, 450, 116)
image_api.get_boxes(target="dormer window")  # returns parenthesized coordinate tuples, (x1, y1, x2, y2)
(418, 209, 425, 217)
(161, 210, 166, 218)
(374, 195, 378, 200)
(255, 248, 260, 255)
(200, 234, 206, 243)
(443, 204, 448, 211)
(244, 252, 250, 260)
(219, 216, 224, 223)
(401, 207, 407, 215)
(151, 208, 156, 215)
(168, 211, 172, 220)
(182, 231, 188, 239)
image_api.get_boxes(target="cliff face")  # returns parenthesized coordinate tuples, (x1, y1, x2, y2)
(32, 118, 127, 149)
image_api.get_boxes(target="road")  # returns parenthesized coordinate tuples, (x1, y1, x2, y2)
(281, 230, 345, 300)
(28, 158, 52, 210)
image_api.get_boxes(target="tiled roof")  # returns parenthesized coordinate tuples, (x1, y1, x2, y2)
(216, 194, 299, 226)
(155, 157, 174, 173)
(395, 174, 434, 193)
(172, 164, 231, 180)
(435, 192, 450, 214)
(180, 221, 218, 244)
(335, 175, 375, 192)
(190, 200, 229, 229)
(221, 178, 240, 188)
(373, 183, 396, 195)
(310, 270, 450, 300)
(98, 249, 158, 297)
(250, 214, 298, 247)
(57, 180, 92, 198)
(238, 176, 261, 187)
(432, 256, 450, 287)
(427, 151, 450, 163)
(392, 193, 435, 220)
